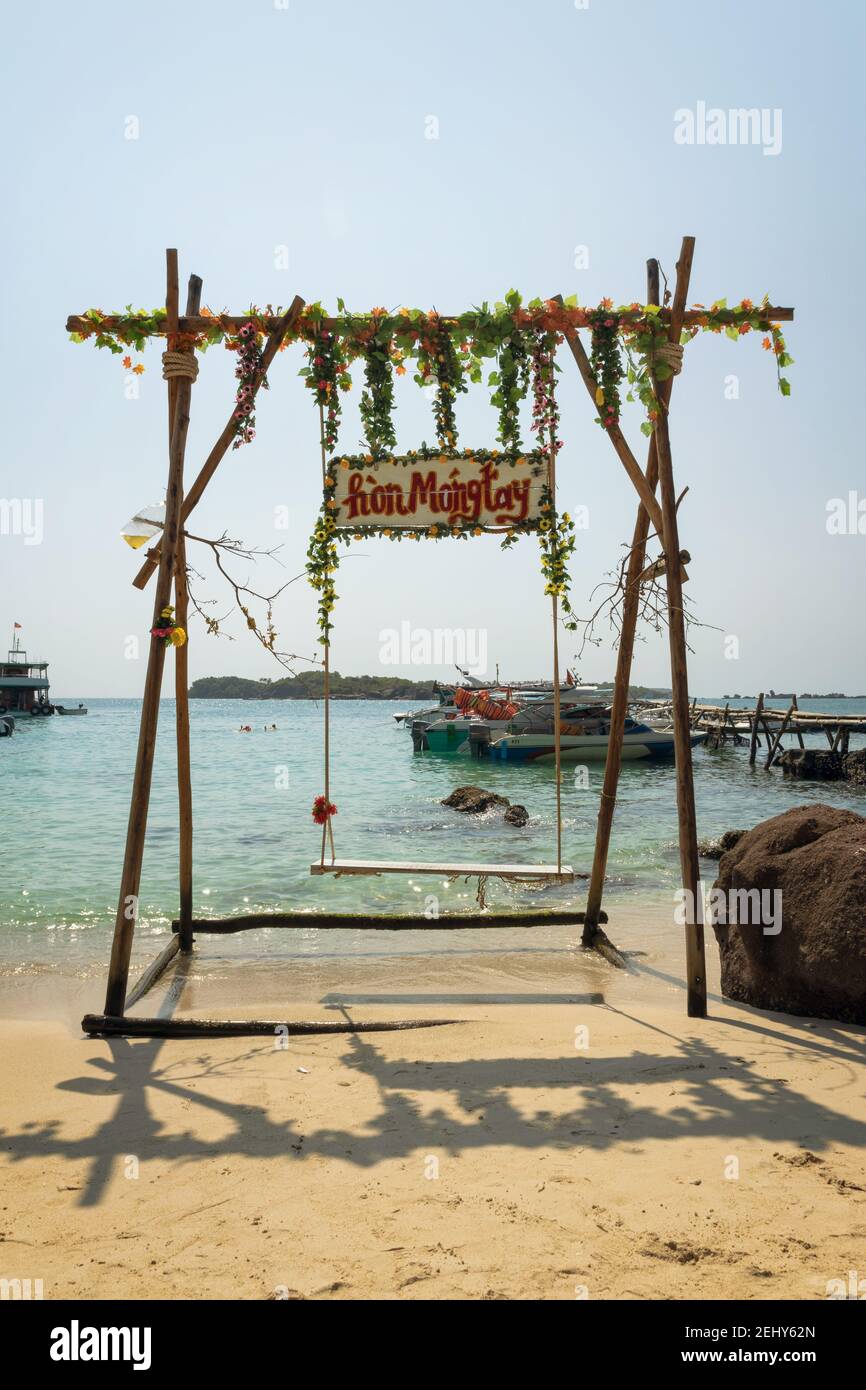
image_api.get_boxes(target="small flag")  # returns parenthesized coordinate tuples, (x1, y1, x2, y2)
(13, 622, 21, 629)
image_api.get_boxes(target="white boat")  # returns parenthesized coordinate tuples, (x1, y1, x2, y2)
(55, 704, 88, 716)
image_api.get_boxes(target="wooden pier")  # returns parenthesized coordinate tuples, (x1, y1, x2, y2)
(646, 693, 865, 767)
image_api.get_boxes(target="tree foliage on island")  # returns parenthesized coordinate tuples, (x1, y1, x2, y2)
(188, 672, 441, 700)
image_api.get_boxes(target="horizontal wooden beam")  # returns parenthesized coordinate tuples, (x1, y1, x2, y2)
(66, 306, 795, 338)
(173, 909, 606, 933)
(81, 1014, 460, 1039)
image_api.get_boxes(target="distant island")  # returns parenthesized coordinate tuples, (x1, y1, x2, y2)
(189, 673, 680, 701)
(189, 672, 441, 700)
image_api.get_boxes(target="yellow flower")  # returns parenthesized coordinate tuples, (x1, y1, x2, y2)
(169, 626, 187, 647)
(383, 528, 392, 537)
(428, 525, 438, 537)
(324, 474, 335, 487)
(340, 458, 350, 469)
(473, 527, 482, 536)
(595, 386, 605, 407)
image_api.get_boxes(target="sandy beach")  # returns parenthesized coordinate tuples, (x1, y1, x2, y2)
(2, 907, 864, 1301)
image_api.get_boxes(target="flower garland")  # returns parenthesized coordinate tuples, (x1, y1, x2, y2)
(71, 296, 794, 418)
(306, 492, 339, 648)
(228, 322, 267, 449)
(300, 324, 352, 454)
(357, 310, 397, 457)
(588, 301, 625, 431)
(529, 330, 577, 632)
(416, 316, 468, 449)
(489, 332, 530, 452)
(150, 604, 186, 648)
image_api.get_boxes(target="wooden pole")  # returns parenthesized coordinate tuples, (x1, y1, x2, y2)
(103, 250, 200, 1018)
(582, 247, 694, 948)
(748, 691, 764, 764)
(650, 236, 707, 1018)
(67, 305, 795, 339)
(82, 1014, 460, 1040)
(132, 295, 305, 591)
(175, 274, 202, 952)
(791, 694, 806, 748)
(765, 701, 795, 769)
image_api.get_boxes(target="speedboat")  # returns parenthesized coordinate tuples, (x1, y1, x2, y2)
(487, 715, 707, 763)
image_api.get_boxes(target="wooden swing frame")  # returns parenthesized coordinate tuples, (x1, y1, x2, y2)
(67, 239, 793, 1037)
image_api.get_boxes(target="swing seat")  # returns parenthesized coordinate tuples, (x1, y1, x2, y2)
(310, 858, 575, 883)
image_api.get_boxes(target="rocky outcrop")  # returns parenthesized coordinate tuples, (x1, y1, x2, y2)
(698, 829, 746, 860)
(504, 804, 529, 827)
(778, 749, 844, 780)
(441, 786, 510, 815)
(843, 749, 866, 786)
(779, 747, 866, 784)
(712, 804, 866, 1023)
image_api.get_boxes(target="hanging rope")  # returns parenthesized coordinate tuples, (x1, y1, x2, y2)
(161, 350, 199, 382)
(549, 437, 563, 876)
(318, 401, 335, 867)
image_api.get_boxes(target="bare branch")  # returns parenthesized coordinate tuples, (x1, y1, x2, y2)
(183, 530, 318, 673)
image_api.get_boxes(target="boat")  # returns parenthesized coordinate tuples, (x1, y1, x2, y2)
(417, 690, 613, 755)
(487, 714, 707, 763)
(0, 715, 14, 737)
(0, 631, 53, 717)
(55, 704, 88, 716)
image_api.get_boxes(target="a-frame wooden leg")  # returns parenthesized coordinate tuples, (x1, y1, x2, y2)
(103, 251, 201, 1017)
(583, 245, 695, 955)
(651, 238, 707, 1018)
(175, 276, 202, 953)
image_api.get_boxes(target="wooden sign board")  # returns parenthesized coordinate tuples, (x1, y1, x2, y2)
(325, 449, 550, 536)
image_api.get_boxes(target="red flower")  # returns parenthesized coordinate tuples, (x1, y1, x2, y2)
(312, 795, 337, 825)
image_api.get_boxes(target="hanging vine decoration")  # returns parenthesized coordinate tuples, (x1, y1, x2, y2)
(489, 331, 531, 451)
(416, 313, 468, 449)
(227, 321, 267, 448)
(588, 301, 625, 431)
(299, 313, 352, 454)
(528, 329, 577, 632)
(307, 476, 340, 648)
(356, 308, 397, 457)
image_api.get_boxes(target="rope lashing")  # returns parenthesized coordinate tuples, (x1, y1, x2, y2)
(161, 350, 199, 382)
(647, 341, 684, 376)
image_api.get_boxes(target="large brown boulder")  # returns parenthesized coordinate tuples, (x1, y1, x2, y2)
(712, 804, 866, 1023)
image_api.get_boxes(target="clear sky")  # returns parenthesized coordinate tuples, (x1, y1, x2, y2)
(3, 0, 864, 696)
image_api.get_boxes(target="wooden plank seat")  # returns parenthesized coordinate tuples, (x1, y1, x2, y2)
(310, 858, 576, 883)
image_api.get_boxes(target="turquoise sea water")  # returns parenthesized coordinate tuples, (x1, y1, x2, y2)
(1, 696, 864, 981)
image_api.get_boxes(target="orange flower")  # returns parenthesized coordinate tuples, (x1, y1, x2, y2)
(122, 355, 132, 369)
(762, 336, 772, 351)
(395, 365, 406, 376)
(133, 364, 145, 375)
